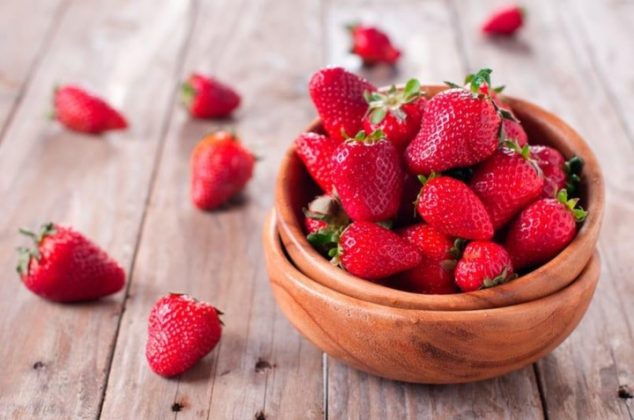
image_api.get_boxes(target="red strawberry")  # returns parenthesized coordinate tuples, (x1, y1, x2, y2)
(469, 142, 544, 229)
(191, 131, 255, 210)
(492, 91, 528, 146)
(348, 24, 401, 66)
(181, 73, 240, 119)
(363, 79, 426, 152)
(505, 190, 587, 270)
(404, 69, 502, 174)
(331, 130, 404, 222)
(482, 5, 525, 36)
(397, 224, 461, 294)
(309, 67, 377, 142)
(416, 175, 494, 240)
(294, 132, 339, 193)
(336, 221, 421, 280)
(305, 217, 327, 234)
(146, 293, 223, 377)
(16, 223, 125, 302)
(304, 194, 350, 256)
(531, 145, 583, 198)
(53, 85, 127, 134)
(455, 241, 514, 292)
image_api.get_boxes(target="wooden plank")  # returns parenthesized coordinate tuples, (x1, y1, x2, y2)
(0, 0, 192, 418)
(452, 0, 634, 418)
(324, 1, 544, 418)
(98, 0, 325, 418)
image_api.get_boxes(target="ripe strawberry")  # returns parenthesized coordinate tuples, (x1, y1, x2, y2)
(482, 5, 525, 36)
(416, 175, 494, 240)
(305, 217, 327, 234)
(491, 90, 528, 146)
(309, 67, 377, 142)
(348, 24, 401, 66)
(336, 221, 421, 280)
(505, 190, 587, 270)
(146, 293, 223, 377)
(294, 132, 339, 193)
(531, 145, 583, 198)
(397, 224, 462, 294)
(404, 69, 503, 174)
(363, 79, 426, 152)
(16, 223, 125, 302)
(469, 141, 544, 229)
(455, 241, 515, 292)
(331, 130, 404, 222)
(191, 131, 255, 210)
(53, 85, 127, 134)
(181, 73, 240, 119)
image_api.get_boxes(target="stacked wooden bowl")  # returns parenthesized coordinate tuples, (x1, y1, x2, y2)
(263, 86, 605, 384)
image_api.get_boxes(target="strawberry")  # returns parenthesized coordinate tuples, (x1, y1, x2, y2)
(335, 221, 421, 280)
(331, 130, 404, 222)
(53, 85, 127, 134)
(146, 293, 223, 377)
(492, 90, 528, 146)
(348, 24, 401, 66)
(455, 241, 515, 292)
(181, 73, 240, 119)
(531, 145, 583, 198)
(363, 79, 426, 152)
(309, 67, 377, 142)
(404, 69, 503, 174)
(191, 131, 255, 210)
(294, 132, 339, 193)
(416, 175, 494, 240)
(16, 223, 125, 302)
(505, 190, 587, 270)
(469, 141, 544, 229)
(305, 217, 327, 234)
(482, 5, 525, 36)
(397, 224, 462, 294)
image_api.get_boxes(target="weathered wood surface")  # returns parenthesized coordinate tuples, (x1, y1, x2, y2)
(0, 0, 632, 418)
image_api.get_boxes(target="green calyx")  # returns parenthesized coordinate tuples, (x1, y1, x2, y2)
(464, 68, 493, 95)
(564, 155, 584, 196)
(343, 128, 386, 145)
(363, 79, 423, 125)
(482, 267, 517, 289)
(557, 189, 588, 222)
(304, 194, 349, 259)
(416, 172, 439, 186)
(16, 222, 56, 275)
(180, 82, 197, 108)
(440, 238, 467, 272)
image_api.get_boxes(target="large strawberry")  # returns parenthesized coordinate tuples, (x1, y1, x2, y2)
(416, 175, 494, 240)
(146, 293, 223, 377)
(482, 5, 525, 36)
(348, 24, 401, 66)
(53, 85, 128, 134)
(294, 132, 339, 193)
(505, 190, 587, 270)
(455, 241, 515, 292)
(469, 141, 544, 229)
(335, 221, 421, 280)
(16, 223, 125, 302)
(531, 145, 583, 198)
(363, 79, 426, 152)
(404, 69, 504, 174)
(309, 67, 377, 141)
(331, 130, 404, 222)
(181, 73, 240, 119)
(191, 131, 255, 210)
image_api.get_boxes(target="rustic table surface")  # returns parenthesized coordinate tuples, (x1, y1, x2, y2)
(0, 0, 633, 419)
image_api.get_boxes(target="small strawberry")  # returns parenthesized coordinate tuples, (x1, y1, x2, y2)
(505, 190, 587, 270)
(348, 24, 401, 66)
(294, 132, 339, 193)
(181, 73, 240, 119)
(146, 293, 223, 377)
(455, 241, 515, 292)
(469, 141, 544, 229)
(335, 221, 421, 280)
(53, 85, 127, 134)
(309, 67, 377, 142)
(191, 131, 255, 210)
(481, 5, 525, 36)
(304, 194, 350, 256)
(531, 145, 583, 198)
(331, 130, 404, 222)
(416, 175, 494, 240)
(305, 217, 327, 234)
(363, 79, 426, 152)
(16, 223, 125, 302)
(491, 89, 528, 146)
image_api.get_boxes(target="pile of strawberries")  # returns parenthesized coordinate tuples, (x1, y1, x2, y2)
(296, 67, 586, 294)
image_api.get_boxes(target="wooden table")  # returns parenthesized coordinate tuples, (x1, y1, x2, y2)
(0, 0, 632, 418)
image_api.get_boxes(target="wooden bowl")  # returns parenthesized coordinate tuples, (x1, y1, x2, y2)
(263, 211, 600, 384)
(275, 85, 604, 311)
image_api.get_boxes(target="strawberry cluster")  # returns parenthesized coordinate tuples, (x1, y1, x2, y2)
(296, 67, 586, 294)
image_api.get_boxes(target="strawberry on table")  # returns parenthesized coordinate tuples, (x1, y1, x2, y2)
(348, 24, 401, 66)
(146, 293, 223, 377)
(482, 5, 525, 36)
(191, 131, 255, 211)
(294, 132, 339, 193)
(53, 85, 127, 134)
(531, 145, 583, 198)
(181, 73, 240, 119)
(455, 241, 515, 292)
(16, 222, 125, 302)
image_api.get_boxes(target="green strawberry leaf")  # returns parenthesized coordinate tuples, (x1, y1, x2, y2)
(370, 108, 387, 125)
